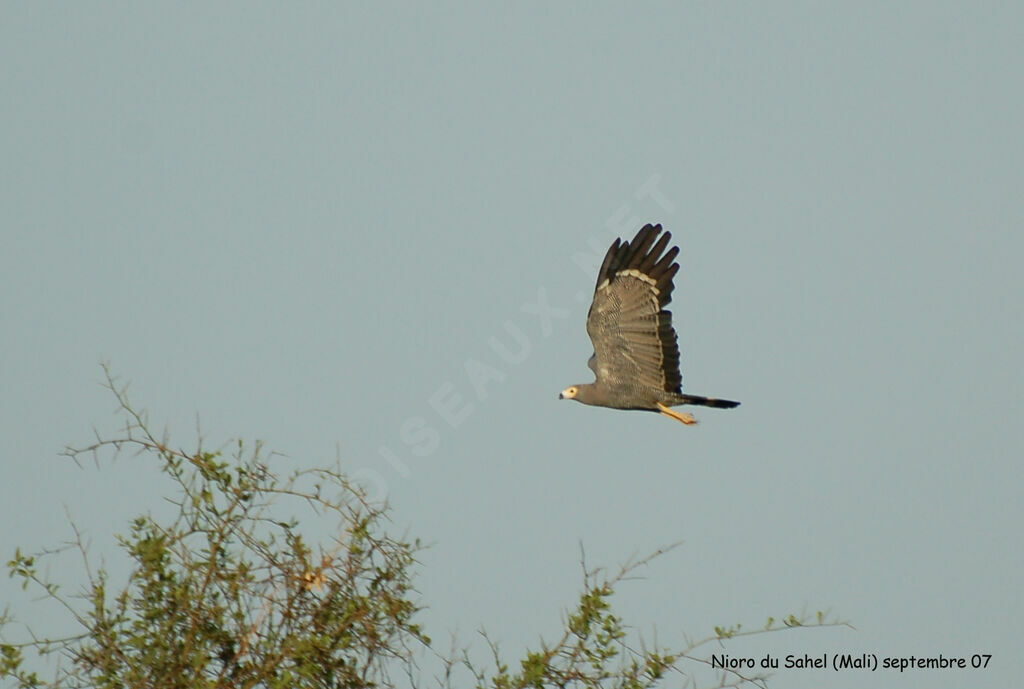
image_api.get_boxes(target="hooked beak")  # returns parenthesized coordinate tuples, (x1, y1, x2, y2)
(558, 392, 564, 399)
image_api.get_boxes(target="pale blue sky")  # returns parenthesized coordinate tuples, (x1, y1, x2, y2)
(2, 3, 1022, 688)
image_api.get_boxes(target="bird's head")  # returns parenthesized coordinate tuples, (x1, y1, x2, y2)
(558, 386, 579, 400)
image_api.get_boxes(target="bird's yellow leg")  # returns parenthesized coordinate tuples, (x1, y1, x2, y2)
(657, 402, 698, 426)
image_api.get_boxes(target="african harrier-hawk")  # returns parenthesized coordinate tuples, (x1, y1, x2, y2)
(559, 223, 739, 425)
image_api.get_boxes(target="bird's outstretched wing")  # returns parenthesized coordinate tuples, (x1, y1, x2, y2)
(585, 224, 683, 396)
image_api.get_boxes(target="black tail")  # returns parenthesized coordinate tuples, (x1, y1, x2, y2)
(678, 394, 740, 409)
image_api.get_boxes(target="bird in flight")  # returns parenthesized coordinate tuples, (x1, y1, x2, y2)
(559, 223, 739, 425)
